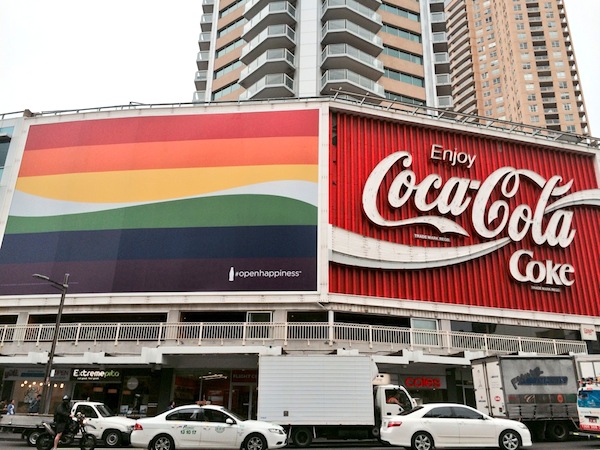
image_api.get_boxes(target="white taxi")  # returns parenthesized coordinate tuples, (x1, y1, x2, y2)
(130, 404, 286, 450)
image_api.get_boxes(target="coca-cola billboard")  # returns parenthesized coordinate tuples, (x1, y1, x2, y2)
(329, 113, 600, 315)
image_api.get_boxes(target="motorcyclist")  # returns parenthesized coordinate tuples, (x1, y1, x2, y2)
(52, 395, 72, 450)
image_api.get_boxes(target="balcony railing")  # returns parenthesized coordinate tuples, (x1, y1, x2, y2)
(0, 321, 587, 357)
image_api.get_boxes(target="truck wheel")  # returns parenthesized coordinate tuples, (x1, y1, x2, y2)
(499, 430, 521, 450)
(242, 433, 267, 450)
(25, 429, 42, 446)
(103, 429, 122, 447)
(292, 428, 313, 448)
(545, 422, 569, 441)
(411, 431, 434, 450)
(36, 433, 53, 450)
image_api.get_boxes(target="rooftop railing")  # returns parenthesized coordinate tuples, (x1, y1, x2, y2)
(0, 321, 588, 357)
(2, 96, 597, 150)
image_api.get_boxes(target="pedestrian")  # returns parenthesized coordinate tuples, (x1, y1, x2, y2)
(29, 394, 42, 413)
(52, 395, 72, 450)
(168, 400, 175, 409)
(6, 399, 15, 415)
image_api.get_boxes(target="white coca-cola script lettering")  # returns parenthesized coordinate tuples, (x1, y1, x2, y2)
(363, 151, 575, 246)
(329, 150, 600, 274)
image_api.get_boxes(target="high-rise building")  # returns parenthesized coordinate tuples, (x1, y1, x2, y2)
(195, 0, 590, 134)
(446, 0, 589, 134)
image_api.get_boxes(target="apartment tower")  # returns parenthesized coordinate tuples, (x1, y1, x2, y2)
(195, 0, 448, 106)
(195, 0, 589, 135)
(446, 0, 589, 134)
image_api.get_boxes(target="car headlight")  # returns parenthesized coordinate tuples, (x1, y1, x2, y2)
(516, 423, 529, 430)
(269, 427, 285, 434)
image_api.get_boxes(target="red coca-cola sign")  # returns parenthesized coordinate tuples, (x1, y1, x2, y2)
(329, 113, 600, 315)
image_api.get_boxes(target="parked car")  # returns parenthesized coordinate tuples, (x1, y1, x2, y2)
(380, 403, 532, 450)
(130, 404, 287, 450)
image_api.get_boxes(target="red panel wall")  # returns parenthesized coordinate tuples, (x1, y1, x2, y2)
(329, 112, 600, 316)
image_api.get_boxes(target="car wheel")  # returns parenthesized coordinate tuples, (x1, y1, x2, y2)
(35, 433, 53, 450)
(103, 429, 122, 447)
(151, 434, 175, 450)
(242, 433, 267, 450)
(80, 433, 97, 450)
(26, 429, 42, 446)
(292, 427, 313, 448)
(499, 430, 522, 450)
(411, 431, 434, 450)
(546, 422, 569, 441)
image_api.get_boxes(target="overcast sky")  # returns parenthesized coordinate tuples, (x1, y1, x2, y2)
(0, 0, 598, 135)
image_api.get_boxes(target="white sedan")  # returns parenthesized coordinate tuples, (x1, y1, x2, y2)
(130, 404, 287, 450)
(380, 403, 532, 450)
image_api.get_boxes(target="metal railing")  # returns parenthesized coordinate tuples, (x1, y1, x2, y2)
(0, 321, 588, 356)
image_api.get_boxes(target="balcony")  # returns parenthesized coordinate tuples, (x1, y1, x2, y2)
(239, 73, 295, 99)
(0, 321, 587, 360)
(198, 32, 212, 51)
(194, 70, 208, 90)
(239, 48, 295, 87)
(321, 19, 382, 56)
(321, 43, 384, 80)
(240, 24, 296, 64)
(242, 1, 296, 41)
(321, 68, 385, 99)
(202, 0, 214, 13)
(201, 13, 213, 32)
(196, 51, 210, 70)
(321, 0, 382, 34)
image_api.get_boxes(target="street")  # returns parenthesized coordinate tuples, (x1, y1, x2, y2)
(2, 432, 600, 450)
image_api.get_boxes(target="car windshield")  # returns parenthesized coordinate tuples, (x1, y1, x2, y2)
(96, 404, 116, 417)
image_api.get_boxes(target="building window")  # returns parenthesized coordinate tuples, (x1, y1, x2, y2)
(529, 105, 538, 112)
(383, 45, 423, 65)
(382, 24, 422, 43)
(560, 93, 570, 100)
(558, 81, 568, 88)
(531, 116, 540, 123)
(380, 3, 420, 22)
(213, 60, 243, 79)
(566, 125, 576, 132)
(522, 63, 531, 70)
(383, 68, 425, 87)
(519, 42, 528, 49)
(215, 39, 244, 58)
(524, 73, 533, 80)
(557, 71, 566, 78)
(484, 99, 492, 106)
(527, 94, 536, 101)
(515, 13, 523, 20)
(211, 82, 241, 100)
(551, 41, 560, 48)
(564, 114, 574, 121)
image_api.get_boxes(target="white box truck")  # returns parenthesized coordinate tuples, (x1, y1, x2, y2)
(472, 355, 579, 442)
(256, 353, 415, 447)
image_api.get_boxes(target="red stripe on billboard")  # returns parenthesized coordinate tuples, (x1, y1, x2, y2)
(24, 110, 319, 150)
(329, 112, 600, 316)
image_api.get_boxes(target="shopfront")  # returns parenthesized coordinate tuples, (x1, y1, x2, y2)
(71, 367, 161, 417)
(1, 367, 71, 413)
(173, 369, 258, 419)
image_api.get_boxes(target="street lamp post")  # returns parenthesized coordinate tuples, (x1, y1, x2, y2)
(32, 273, 70, 415)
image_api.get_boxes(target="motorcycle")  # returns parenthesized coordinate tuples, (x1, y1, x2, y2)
(36, 412, 97, 450)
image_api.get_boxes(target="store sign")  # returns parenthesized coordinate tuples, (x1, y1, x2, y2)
(348, 147, 600, 290)
(400, 376, 446, 390)
(72, 368, 121, 381)
(3, 368, 69, 381)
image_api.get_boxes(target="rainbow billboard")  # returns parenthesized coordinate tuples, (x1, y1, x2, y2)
(0, 109, 319, 294)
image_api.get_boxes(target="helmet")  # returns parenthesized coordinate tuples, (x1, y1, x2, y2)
(62, 395, 70, 402)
